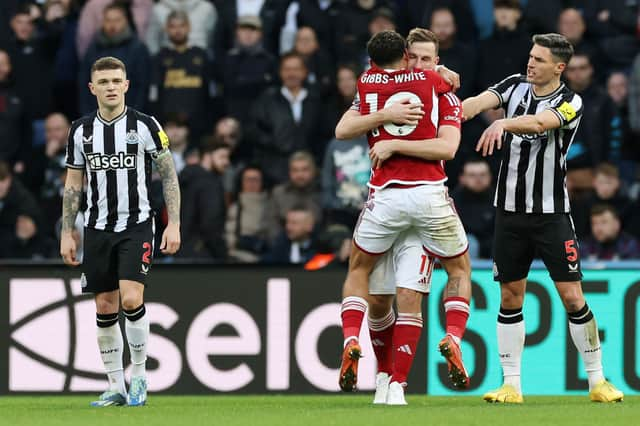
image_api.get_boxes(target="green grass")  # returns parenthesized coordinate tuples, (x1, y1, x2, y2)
(1, 395, 637, 426)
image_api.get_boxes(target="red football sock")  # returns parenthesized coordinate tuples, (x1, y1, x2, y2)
(368, 310, 395, 375)
(341, 296, 367, 343)
(391, 313, 423, 385)
(444, 297, 470, 340)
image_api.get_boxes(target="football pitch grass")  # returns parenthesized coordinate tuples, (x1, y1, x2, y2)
(1, 395, 637, 426)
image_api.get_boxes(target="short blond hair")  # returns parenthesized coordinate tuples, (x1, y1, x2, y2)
(407, 28, 439, 54)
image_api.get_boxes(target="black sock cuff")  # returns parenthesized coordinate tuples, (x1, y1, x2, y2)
(498, 306, 523, 324)
(96, 312, 119, 328)
(123, 304, 146, 322)
(568, 303, 593, 324)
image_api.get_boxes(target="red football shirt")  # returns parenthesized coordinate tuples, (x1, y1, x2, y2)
(355, 66, 454, 189)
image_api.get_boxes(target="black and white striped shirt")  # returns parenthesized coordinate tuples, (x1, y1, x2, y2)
(65, 107, 168, 232)
(488, 74, 583, 213)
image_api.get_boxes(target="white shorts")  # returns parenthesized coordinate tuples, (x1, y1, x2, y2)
(354, 185, 469, 258)
(369, 230, 435, 295)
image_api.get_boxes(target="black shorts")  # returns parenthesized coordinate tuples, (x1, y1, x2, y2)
(493, 210, 583, 283)
(81, 219, 155, 294)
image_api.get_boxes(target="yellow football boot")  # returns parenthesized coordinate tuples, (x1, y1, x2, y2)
(589, 380, 623, 403)
(483, 384, 524, 404)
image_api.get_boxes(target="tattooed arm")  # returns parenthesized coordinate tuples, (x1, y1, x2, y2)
(60, 168, 84, 266)
(153, 149, 181, 254)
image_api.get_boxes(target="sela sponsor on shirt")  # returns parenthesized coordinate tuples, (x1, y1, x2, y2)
(86, 151, 137, 171)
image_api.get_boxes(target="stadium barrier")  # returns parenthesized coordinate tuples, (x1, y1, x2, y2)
(2, 264, 639, 395)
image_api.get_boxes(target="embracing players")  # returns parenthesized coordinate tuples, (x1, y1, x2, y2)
(336, 30, 471, 404)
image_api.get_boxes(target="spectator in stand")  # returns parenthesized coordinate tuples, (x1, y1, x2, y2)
(451, 158, 495, 259)
(521, 0, 565, 35)
(430, 7, 476, 99)
(476, 0, 530, 92)
(212, 117, 245, 199)
(24, 113, 69, 237)
(262, 205, 318, 264)
(0, 161, 48, 258)
(163, 114, 191, 175)
(5, 214, 57, 259)
(267, 151, 322, 242)
(178, 142, 230, 260)
(400, 0, 477, 43)
(583, 0, 640, 70)
(564, 51, 613, 194)
(149, 10, 213, 141)
(79, 3, 151, 113)
(605, 72, 636, 185)
(580, 204, 640, 260)
(217, 15, 277, 126)
(630, 53, 640, 134)
(46, 0, 81, 120)
(557, 8, 602, 78)
(321, 132, 370, 230)
(0, 49, 30, 171)
(4, 5, 61, 125)
(225, 165, 270, 263)
(145, 0, 216, 55)
(572, 163, 633, 239)
(212, 0, 276, 59)
(293, 26, 334, 96)
(340, 6, 396, 71)
(266, 0, 342, 58)
(76, 0, 152, 59)
(334, 0, 392, 63)
(247, 52, 323, 185)
(322, 64, 360, 139)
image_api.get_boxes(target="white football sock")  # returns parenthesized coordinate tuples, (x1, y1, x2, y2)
(568, 304, 604, 390)
(124, 305, 149, 378)
(497, 307, 525, 394)
(96, 316, 126, 396)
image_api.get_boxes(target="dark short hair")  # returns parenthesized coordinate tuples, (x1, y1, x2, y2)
(570, 48, 593, 65)
(336, 63, 361, 78)
(91, 56, 126, 76)
(0, 161, 10, 180)
(406, 27, 439, 54)
(532, 33, 574, 63)
(104, 2, 127, 17)
(367, 30, 407, 68)
(202, 141, 231, 155)
(166, 10, 189, 25)
(280, 51, 306, 68)
(494, 0, 520, 10)
(590, 203, 619, 219)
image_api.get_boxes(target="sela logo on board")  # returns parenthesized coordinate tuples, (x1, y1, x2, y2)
(86, 152, 136, 171)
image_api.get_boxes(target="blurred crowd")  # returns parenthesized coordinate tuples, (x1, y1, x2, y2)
(0, 0, 639, 264)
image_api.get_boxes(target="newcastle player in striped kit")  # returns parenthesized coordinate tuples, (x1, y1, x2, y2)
(60, 57, 181, 407)
(463, 34, 622, 403)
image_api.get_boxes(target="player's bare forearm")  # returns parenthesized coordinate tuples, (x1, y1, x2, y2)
(154, 149, 181, 225)
(387, 138, 454, 160)
(61, 168, 84, 234)
(500, 109, 561, 134)
(335, 109, 385, 139)
(389, 126, 460, 160)
(461, 91, 500, 121)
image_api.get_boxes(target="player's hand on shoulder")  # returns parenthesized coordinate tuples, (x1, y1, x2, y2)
(60, 233, 81, 266)
(437, 66, 461, 92)
(160, 223, 181, 255)
(383, 98, 424, 125)
(476, 120, 505, 157)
